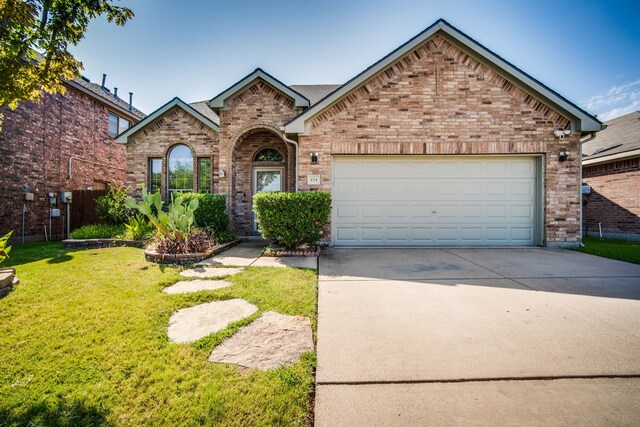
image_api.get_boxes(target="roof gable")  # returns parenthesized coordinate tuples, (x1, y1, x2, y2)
(208, 68, 310, 109)
(284, 19, 603, 134)
(115, 97, 219, 144)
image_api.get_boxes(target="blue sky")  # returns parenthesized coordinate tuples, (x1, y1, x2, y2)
(70, 0, 640, 120)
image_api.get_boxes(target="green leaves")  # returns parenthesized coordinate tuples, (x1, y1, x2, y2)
(253, 192, 331, 249)
(0, 230, 13, 264)
(0, 0, 134, 126)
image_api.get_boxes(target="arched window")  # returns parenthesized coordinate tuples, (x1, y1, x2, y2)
(168, 144, 194, 195)
(253, 148, 284, 162)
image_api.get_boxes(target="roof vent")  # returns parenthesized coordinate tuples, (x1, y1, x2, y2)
(128, 92, 133, 112)
(101, 74, 106, 88)
(113, 87, 118, 99)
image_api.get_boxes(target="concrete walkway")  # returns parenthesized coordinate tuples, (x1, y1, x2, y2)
(195, 240, 317, 269)
(316, 248, 640, 425)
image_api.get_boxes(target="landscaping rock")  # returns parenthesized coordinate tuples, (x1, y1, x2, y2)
(179, 267, 244, 279)
(168, 299, 258, 344)
(163, 279, 232, 294)
(209, 311, 314, 370)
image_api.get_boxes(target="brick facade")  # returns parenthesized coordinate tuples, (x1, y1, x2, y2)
(0, 85, 137, 242)
(582, 158, 640, 239)
(126, 107, 219, 197)
(123, 28, 589, 245)
(297, 35, 579, 245)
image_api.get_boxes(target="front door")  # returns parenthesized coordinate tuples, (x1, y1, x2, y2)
(253, 167, 283, 231)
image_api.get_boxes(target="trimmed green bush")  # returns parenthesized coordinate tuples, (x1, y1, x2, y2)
(253, 191, 331, 248)
(178, 192, 234, 243)
(70, 224, 126, 239)
(96, 181, 133, 225)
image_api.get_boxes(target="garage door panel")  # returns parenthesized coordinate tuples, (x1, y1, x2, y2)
(333, 156, 538, 246)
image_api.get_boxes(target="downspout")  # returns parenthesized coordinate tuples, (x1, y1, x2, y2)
(578, 131, 597, 247)
(280, 131, 299, 191)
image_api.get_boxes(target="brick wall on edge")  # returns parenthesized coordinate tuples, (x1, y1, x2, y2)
(582, 158, 640, 237)
(0, 86, 128, 241)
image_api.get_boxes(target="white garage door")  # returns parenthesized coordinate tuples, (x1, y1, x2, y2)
(332, 156, 540, 246)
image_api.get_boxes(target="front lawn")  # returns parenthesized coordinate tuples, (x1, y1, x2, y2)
(0, 242, 317, 426)
(574, 236, 640, 265)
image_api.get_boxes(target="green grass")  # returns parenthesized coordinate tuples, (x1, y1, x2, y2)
(0, 242, 317, 426)
(70, 224, 126, 239)
(573, 236, 640, 264)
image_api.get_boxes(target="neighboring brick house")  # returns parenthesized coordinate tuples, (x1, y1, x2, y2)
(582, 111, 640, 240)
(117, 20, 603, 247)
(0, 75, 145, 242)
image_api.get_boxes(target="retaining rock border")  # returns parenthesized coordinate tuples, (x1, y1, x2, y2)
(62, 238, 145, 249)
(145, 240, 240, 264)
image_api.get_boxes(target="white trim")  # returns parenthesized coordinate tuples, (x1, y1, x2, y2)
(284, 20, 602, 134)
(209, 69, 310, 109)
(115, 97, 220, 144)
(582, 149, 640, 166)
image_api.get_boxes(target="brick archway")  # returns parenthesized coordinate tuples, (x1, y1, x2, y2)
(228, 126, 295, 235)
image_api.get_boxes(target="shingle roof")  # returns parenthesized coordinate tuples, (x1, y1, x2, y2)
(189, 100, 220, 125)
(582, 111, 640, 161)
(289, 85, 341, 105)
(69, 76, 146, 120)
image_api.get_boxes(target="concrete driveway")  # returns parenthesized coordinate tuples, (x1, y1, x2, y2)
(315, 248, 640, 426)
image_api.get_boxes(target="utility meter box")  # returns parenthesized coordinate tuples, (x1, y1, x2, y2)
(60, 191, 72, 203)
(24, 192, 34, 201)
(50, 208, 61, 218)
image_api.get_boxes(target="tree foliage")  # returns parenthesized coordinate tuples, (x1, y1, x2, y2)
(0, 0, 133, 125)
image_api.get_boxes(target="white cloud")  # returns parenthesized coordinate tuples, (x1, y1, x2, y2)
(581, 79, 640, 121)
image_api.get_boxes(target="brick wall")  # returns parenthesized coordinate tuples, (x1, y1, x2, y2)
(0, 86, 130, 241)
(582, 158, 640, 238)
(231, 132, 293, 234)
(126, 107, 219, 198)
(217, 81, 300, 233)
(296, 34, 580, 245)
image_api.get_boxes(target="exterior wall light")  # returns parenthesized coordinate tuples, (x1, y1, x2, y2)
(559, 151, 569, 162)
(310, 152, 318, 164)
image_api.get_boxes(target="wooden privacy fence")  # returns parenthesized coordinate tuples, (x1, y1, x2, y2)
(70, 189, 108, 231)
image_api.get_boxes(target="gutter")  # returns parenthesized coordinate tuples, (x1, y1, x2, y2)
(582, 149, 640, 166)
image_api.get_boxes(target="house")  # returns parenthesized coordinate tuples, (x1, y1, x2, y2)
(0, 75, 145, 242)
(582, 111, 640, 240)
(116, 19, 603, 247)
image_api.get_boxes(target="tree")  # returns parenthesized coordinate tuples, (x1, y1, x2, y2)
(0, 0, 133, 126)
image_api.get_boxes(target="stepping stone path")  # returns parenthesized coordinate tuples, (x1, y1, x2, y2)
(179, 267, 244, 279)
(168, 299, 258, 344)
(163, 279, 233, 294)
(209, 311, 314, 370)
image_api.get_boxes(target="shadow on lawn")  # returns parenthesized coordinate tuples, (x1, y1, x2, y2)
(0, 399, 112, 427)
(3, 242, 77, 267)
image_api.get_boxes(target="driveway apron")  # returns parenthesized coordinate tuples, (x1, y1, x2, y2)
(315, 247, 640, 426)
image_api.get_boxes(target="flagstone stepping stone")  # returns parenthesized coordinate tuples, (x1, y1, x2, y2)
(163, 279, 233, 294)
(209, 311, 314, 370)
(179, 267, 244, 279)
(167, 299, 258, 344)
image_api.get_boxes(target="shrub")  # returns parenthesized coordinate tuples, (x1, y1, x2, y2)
(0, 231, 12, 265)
(70, 224, 125, 239)
(96, 181, 133, 225)
(178, 192, 233, 243)
(253, 191, 331, 249)
(124, 214, 155, 241)
(127, 185, 202, 246)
